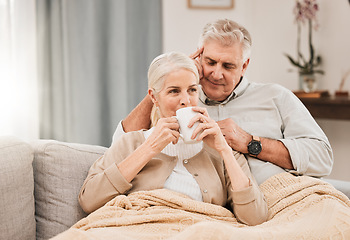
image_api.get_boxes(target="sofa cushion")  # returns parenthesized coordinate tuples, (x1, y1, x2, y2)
(32, 139, 106, 240)
(324, 178, 350, 199)
(0, 136, 36, 240)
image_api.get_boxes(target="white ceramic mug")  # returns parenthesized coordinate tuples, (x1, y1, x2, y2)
(175, 107, 201, 144)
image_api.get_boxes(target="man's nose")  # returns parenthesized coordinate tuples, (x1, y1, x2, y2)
(212, 65, 223, 80)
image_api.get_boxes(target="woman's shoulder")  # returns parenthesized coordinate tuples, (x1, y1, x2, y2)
(112, 130, 146, 152)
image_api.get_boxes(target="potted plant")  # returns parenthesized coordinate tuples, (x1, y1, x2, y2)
(285, 0, 324, 92)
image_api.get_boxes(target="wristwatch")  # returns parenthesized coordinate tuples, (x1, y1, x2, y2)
(247, 136, 262, 157)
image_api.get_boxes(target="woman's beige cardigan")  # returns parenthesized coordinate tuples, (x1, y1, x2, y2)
(79, 130, 268, 226)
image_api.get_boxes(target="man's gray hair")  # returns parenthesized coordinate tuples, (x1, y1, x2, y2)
(199, 19, 252, 62)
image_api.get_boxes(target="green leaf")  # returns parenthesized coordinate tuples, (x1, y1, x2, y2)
(284, 53, 303, 69)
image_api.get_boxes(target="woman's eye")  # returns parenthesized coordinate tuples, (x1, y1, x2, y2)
(169, 89, 179, 94)
(189, 88, 198, 93)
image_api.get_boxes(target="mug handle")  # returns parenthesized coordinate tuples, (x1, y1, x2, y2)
(173, 116, 184, 140)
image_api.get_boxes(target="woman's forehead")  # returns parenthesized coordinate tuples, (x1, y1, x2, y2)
(162, 69, 198, 88)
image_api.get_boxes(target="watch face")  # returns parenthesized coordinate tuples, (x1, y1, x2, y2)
(248, 141, 262, 155)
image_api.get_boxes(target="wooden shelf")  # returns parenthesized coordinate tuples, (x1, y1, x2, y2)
(297, 96, 350, 120)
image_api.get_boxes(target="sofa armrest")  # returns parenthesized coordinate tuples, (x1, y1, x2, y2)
(31, 139, 107, 240)
(323, 178, 350, 199)
(0, 136, 36, 240)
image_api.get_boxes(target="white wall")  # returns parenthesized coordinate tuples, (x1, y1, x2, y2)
(162, 0, 350, 181)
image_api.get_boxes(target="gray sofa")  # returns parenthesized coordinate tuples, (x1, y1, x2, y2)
(0, 136, 106, 240)
(1, 136, 350, 240)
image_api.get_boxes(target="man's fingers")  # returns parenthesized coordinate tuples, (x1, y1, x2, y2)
(189, 46, 204, 59)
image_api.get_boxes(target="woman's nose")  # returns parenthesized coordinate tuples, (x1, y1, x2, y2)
(180, 93, 191, 106)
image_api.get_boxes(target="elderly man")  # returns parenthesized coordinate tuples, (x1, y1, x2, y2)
(113, 19, 333, 184)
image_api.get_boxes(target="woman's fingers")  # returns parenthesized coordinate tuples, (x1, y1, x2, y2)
(171, 129, 181, 144)
(149, 117, 181, 146)
(191, 121, 215, 140)
(157, 117, 180, 130)
(188, 112, 211, 128)
(192, 106, 209, 117)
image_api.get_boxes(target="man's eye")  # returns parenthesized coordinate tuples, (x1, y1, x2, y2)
(224, 64, 235, 70)
(207, 61, 216, 66)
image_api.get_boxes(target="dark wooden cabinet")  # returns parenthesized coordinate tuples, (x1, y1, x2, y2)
(298, 97, 350, 120)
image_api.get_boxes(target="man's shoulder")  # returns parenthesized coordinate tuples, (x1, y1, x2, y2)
(249, 82, 289, 92)
(247, 82, 293, 98)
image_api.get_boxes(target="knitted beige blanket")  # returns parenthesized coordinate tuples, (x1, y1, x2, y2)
(52, 173, 350, 240)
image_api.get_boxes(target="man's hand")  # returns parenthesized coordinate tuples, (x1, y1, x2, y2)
(217, 118, 251, 153)
(189, 46, 204, 80)
(217, 118, 293, 169)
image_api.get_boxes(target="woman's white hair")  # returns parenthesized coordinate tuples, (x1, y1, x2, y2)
(148, 51, 199, 126)
(198, 19, 252, 63)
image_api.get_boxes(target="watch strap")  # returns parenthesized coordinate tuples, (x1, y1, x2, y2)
(252, 135, 260, 142)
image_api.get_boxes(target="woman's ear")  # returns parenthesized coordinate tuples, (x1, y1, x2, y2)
(148, 88, 158, 106)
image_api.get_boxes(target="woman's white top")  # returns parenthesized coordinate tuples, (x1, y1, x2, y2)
(144, 128, 204, 202)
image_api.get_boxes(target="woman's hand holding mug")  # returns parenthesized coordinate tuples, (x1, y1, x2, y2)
(190, 107, 230, 153)
(146, 117, 180, 154)
(146, 106, 230, 154)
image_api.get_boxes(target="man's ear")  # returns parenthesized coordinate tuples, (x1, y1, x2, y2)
(148, 88, 158, 106)
(241, 58, 250, 76)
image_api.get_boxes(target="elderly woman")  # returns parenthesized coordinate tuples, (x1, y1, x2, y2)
(78, 52, 268, 226)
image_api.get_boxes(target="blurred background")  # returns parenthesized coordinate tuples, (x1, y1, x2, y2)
(0, 0, 349, 181)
